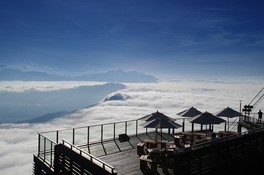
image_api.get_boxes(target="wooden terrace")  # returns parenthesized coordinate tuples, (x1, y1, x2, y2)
(33, 115, 264, 175)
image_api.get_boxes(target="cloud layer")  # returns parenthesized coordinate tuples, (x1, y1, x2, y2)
(0, 77, 263, 175)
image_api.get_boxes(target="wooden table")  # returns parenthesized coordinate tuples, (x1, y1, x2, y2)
(182, 131, 206, 144)
(182, 131, 206, 138)
(144, 139, 168, 149)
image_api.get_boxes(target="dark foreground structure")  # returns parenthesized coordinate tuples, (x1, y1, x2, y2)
(33, 112, 264, 175)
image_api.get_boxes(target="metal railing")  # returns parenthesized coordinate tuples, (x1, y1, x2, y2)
(36, 119, 158, 168)
(39, 119, 176, 146)
(243, 113, 264, 124)
(36, 117, 232, 168)
(38, 133, 56, 168)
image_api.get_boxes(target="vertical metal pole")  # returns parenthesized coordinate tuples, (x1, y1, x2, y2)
(101, 125, 103, 143)
(73, 128, 75, 145)
(87, 126, 90, 153)
(44, 137, 46, 161)
(113, 123, 116, 140)
(239, 100, 242, 113)
(136, 120, 138, 136)
(87, 126, 90, 145)
(125, 121, 127, 134)
(38, 134, 40, 156)
(50, 141, 53, 167)
(56, 130, 59, 143)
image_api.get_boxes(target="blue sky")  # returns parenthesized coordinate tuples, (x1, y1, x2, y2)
(1, 0, 264, 77)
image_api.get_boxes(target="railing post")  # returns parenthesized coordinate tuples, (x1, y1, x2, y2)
(87, 126, 90, 145)
(50, 141, 53, 167)
(38, 133, 40, 156)
(73, 128, 75, 145)
(44, 137, 46, 161)
(113, 123, 116, 140)
(136, 120, 138, 136)
(56, 130, 59, 143)
(101, 124, 103, 143)
(125, 121, 127, 134)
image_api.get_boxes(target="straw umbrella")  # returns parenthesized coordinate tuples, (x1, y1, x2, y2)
(188, 111, 226, 125)
(176, 106, 202, 131)
(143, 116, 182, 142)
(138, 110, 177, 135)
(138, 110, 175, 121)
(176, 106, 202, 118)
(215, 106, 243, 131)
(188, 111, 226, 143)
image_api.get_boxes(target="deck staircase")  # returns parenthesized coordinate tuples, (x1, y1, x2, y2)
(239, 86, 264, 131)
(238, 113, 264, 131)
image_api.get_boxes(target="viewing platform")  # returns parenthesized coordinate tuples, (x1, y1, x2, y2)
(33, 113, 264, 175)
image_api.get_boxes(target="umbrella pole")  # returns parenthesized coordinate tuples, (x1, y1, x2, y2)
(228, 118, 230, 131)
(155, 128, 158, 141)
(191, 123, 194, 145)
(205, 125, 207, 137)
(161, 128, 162, 143)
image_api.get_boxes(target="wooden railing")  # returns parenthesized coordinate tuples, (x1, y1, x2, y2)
(62, 140, 117, 174)
(172, 126, 264, 175)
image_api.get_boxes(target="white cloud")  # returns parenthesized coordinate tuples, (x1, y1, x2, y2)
(0, 77, 263, 175)
(0, 81, 105, 92)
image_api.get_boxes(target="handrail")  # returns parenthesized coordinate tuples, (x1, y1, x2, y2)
(37, 133, 117, 173)
(38, 133, 57, 168)
(38, 133, 57, 145)
(244, 115, 263, 124)
(38, 119, 153, 150)
(62, 139, 116, 174)
(40, 119, 140, 134)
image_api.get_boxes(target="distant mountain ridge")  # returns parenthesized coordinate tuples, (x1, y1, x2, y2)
(0, 82, 126, 123)
(0, 68, 158, 83)
(17, 111, 69, 123)
(16, 91, 131, 124)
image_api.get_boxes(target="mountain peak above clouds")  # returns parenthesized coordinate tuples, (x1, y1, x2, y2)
(0, 68, 66, 81)
(103, 92, 131, 102)
(0, 68, 158, 83)
(78, 69, 158, 83)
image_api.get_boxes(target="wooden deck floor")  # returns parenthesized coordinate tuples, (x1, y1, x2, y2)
(99, 148, 144, 175)
(78, 132, 175, 175)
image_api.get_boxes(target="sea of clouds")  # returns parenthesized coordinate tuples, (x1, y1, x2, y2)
(0, 77, 263, 175)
